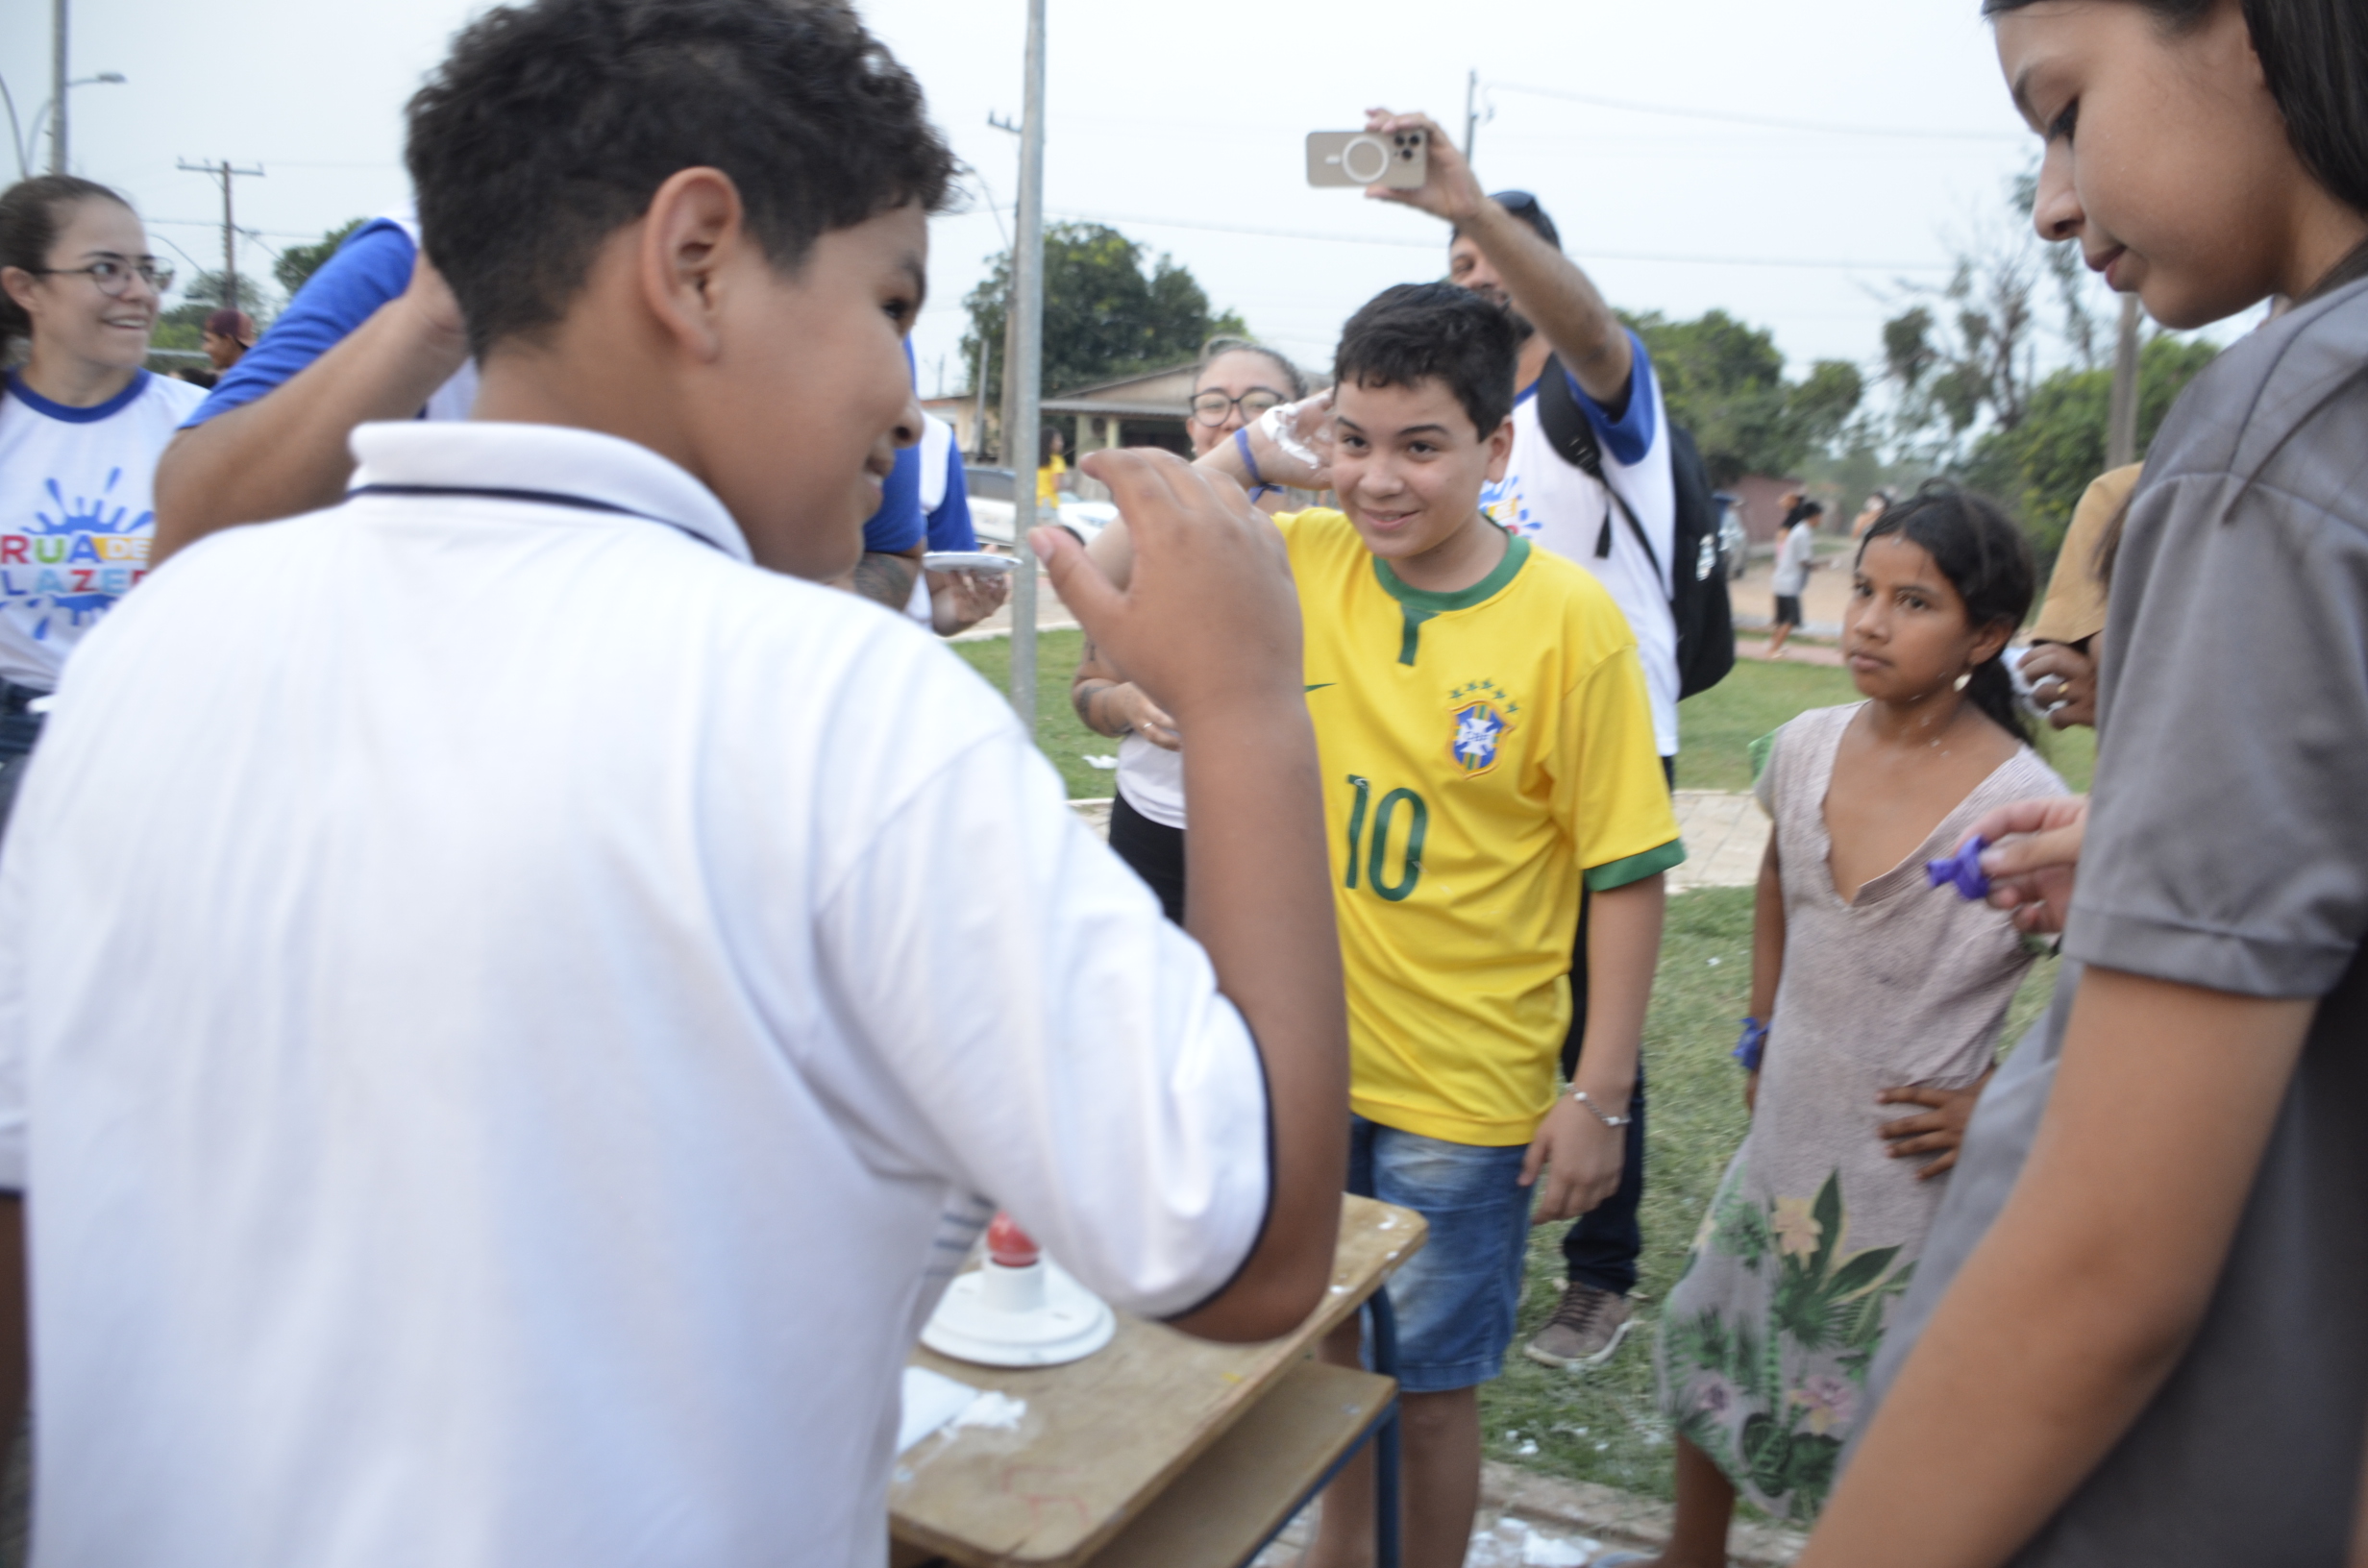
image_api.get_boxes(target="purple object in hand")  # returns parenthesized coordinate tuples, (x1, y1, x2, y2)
(1925, 837, 1991, 900)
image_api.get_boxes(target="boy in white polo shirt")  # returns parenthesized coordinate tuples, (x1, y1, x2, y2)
(0, 2, 1347, 1563)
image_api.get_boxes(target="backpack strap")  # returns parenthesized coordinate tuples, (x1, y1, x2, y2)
(1534, 354, 1667, 596)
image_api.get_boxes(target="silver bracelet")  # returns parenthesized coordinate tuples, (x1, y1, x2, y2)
(1569, 1090, 1631, 1129)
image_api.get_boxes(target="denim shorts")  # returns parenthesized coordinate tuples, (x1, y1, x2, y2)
(1349, 1115, 1535, 1393)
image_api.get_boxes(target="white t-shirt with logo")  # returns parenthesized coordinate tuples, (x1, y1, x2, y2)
(0, 369, 205, 691)
(0, 420, 1271, 1568)
(1480, 333, 1680, 756)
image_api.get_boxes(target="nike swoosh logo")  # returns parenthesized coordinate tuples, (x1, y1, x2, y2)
(1304, 683, 1335, 693)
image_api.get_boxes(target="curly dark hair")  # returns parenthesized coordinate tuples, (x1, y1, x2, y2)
(1333, 282, 1518, 439)
(405, 0, 957, 355)
(1858, 483, 2038, 743)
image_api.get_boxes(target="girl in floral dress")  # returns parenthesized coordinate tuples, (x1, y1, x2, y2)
(1610, 489, 2065, 1565)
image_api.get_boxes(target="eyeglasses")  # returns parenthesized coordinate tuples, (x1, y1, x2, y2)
(30, 257, 174, 298)
(1190, 387, 1288, 427)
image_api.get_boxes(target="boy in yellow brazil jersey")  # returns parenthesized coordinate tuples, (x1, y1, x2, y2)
(1059, 282, 1680, 1568)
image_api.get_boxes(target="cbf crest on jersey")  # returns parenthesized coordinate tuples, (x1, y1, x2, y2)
(1447, 678, 1518, 778)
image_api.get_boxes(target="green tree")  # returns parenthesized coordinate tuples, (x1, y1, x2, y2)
(961, 223, 1246, 412)
(1619, 308, 1864, 485)
(1958, 334, 2218, 564)
(275, 218, 368, 297)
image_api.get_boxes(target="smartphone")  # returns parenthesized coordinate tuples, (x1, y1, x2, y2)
(1306, 129, 1426, 189)
(924, 551, 1019, 574)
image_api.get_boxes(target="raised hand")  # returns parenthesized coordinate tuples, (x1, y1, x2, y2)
(1360, 108, 1484, 225)
(1237, 390, 1336, 492)
(1031, 448, 1301, 727)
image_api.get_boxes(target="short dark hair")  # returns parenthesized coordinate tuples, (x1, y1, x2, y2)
(1981, 0, 2368, 216)
(1859, 483, 2037, 742)
(0, 175, 129, 355)
(406, 0, 957, 355)
(1333, 282, 1517, 439)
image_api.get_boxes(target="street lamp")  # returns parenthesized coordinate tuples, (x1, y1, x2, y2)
(0, 73, 123, 182)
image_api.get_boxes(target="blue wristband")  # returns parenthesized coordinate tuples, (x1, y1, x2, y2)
(1732, 1017, 1767, 1072)
(1233, 426, 1266, 490)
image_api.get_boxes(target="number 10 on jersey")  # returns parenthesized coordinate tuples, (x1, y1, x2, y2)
(1343, 775, 1427, 902)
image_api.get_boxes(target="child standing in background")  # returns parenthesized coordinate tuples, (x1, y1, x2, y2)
(1765, 500, 1821, 657)
(1612, 490, 2063, 1565)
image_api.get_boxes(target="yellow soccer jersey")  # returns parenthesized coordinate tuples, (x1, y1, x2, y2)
(1275, 508, 1684, 1146)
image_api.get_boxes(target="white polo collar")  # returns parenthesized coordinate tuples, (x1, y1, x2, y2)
(347, 421, 752, 563)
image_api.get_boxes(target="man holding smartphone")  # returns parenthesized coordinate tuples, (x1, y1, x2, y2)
(1362, 110, 1680, 1377)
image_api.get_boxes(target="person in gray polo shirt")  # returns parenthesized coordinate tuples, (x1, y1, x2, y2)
(1797, 0, 2368, 1558)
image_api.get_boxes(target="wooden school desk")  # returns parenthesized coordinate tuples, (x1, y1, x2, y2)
(891, 1194, 1427, 1568)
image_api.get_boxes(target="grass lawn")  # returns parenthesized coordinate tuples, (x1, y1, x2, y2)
(956, 627, 2076, 1507)
(958, 633, 2097, 802)
(1679, 659, 2095, 796)
(952, 629, 1114, 799)
(1477, 886, 2062, 1507)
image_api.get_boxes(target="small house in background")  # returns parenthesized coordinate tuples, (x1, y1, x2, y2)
(1045, 362, 1198, 466)
(1724, 474, 1810, 546)
(919, 393, 985, 456)
(922, 361, 1200, 495)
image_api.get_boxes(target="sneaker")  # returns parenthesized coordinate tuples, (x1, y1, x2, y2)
(1522, 1281, 1634, 1369)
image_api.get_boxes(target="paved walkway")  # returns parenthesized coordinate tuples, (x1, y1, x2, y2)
(1250, 1460, 1803, 1565)
(1072, 793, 1768, 892)
(1668, 790, 1769, 890)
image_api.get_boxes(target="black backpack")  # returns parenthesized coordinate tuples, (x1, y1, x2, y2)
(1534, 355, 1736, 699)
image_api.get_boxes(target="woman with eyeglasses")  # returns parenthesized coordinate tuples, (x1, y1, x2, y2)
(1070, 336, 1309, 922)
(0, 177, 205, 828)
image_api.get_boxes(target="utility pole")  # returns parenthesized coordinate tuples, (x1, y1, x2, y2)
(1464, 69, 1479, 162)
(49, 0, 66, 174)
(971, 336, 989, 460)
(177, 159, 264, 314)
(1007, 0, 1048, 733)
(2105, 293, 2142, 470)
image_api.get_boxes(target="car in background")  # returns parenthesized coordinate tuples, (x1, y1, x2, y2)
(1713, 492, 1748, 581)
(964, 466, 1113, 550)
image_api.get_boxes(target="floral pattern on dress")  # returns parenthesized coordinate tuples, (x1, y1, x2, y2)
(1657, 1162, 1916, 1524)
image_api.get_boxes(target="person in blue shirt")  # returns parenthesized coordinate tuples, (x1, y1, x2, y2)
(152, 209, 927, 606)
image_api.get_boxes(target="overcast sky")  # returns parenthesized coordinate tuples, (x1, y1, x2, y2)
(5, 0, 2137, 398)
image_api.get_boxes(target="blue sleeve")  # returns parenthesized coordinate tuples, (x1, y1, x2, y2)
(862, 444, 925, 554)
(182, 220, 420, 429)
(1566, 329, 1659, 470)
(925, 445, 977, 551)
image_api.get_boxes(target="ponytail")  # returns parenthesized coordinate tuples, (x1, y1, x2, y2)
(1962, 654, 2030, 746)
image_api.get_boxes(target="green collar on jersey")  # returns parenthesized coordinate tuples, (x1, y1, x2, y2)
(1371, 532, 1532, 666)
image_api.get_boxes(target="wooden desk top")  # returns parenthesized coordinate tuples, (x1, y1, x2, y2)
(890, 1194, 1426, 1568)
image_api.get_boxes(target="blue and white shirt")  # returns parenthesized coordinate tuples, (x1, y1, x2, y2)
(1480, 331, 1680, 756)
(0, 369, 206, 690)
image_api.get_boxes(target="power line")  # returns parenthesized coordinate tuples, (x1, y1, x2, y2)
(147, 217, 320, 240)
(1486, 81, 2025, 143)
(1040, 207, 1956, 272)
(174, 159, 265, 313)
